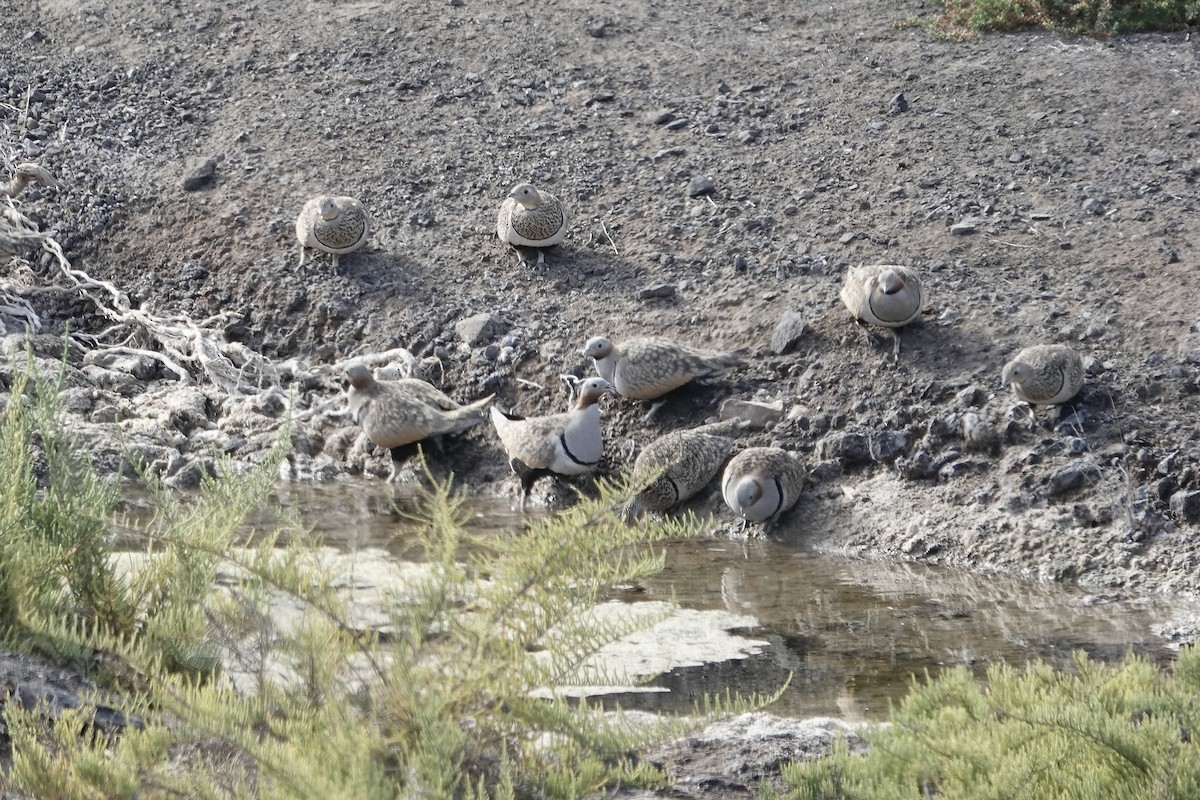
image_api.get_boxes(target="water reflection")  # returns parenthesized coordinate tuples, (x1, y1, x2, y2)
(117, 480, 1196, 722)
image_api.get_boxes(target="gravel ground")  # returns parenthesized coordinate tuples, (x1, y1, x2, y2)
(2, 1, 1200, 790)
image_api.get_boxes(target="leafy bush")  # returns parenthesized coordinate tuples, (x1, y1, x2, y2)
(0, 356, 776, 797)
(924, 0, 1199, 36)
(781, 648, 1200, 799)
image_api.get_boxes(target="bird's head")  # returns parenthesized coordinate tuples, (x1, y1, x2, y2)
(345, 363, 374, 391)
(733, 477, 764, 513)
(581, 336, 614, 360)
(319, 197, 340, 221)
(878, 268, 906, 295)
(507, 183, 542, 209)
(1001, 360, 1029, 388)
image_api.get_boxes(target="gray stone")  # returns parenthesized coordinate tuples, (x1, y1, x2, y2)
(159, 386, 210, 433)
(164, 458, 217, 490)
(1082, 197, 1106, 216)
(1170, 491, 1200, 523)
(181, 156, 218, 191)
(638, 283, 676, 300)
(686, 175, 716, 198)
(817, 431, 870, 465)
(868, 430, 909, 462)
(719, 398, 784, 429)
(454, 312, 509, 346)
(84, 351, 158, 381)
(769, 310, 808, 355)
(1147, 149, 1172, 166)
(1047, 463, 1102, 496)
(889, 92, 908, 113)
(949, 219, 978, 235)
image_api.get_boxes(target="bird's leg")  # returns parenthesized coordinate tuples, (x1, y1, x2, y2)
(891, 329, 902, 362)
(535, 248, 547, 267)
(511, 245, 530, 269)
(855, 319, 882, 350)
(641, 399, 667, 423)
(298, 245, 308, 277)
(332, 253, 341, 274)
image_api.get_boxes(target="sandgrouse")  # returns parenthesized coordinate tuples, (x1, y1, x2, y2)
(496, 183, 568, 268)
(296, 195, 369, 274)
(839, 264, 925, 359)
(721, 447, 807, 530)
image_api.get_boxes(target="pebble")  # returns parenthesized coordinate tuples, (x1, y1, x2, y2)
(638, 283, 676, 300)
(1047, 463, 1101, 496)
(889, 92, 908, 114)
(686, 175, 716, 198)
(949, 219, 978, 235)
(817, 431, 870, 465)
(454, 312, 508, 346)
(653, 146, 685, 160)
(665, 118, 690, 131)
(719, 398, 784, 429)
(1169, 491, 1200, 523)
(181, 156, 218, 191)
(1146, 149, 1172, 166)
(769, 310, 808, 355)
(1082, 197, 1106, 215)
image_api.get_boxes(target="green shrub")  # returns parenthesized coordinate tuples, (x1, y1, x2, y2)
(781, 648, 1200, 799)
(0, 355, 778, 797)
(924, 0, 1199, 36)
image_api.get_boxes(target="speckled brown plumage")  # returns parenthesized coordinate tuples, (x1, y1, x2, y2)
(581, 335, 743, 402)
(721, 447, 807, 527)
(839, 264, 925, 358)
(1001, 344, 1085, 405)
(496, 182, 568, 267)
(626, 421, 744, 518)
(345, 364, 492, 478)
(296, 195, 369, 272)
(490, 377, 614, 511)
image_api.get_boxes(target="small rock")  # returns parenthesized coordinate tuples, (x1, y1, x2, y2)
(686, 175, 716, 198)
(665, 118, 690, 131)
(454, 312, 509, 347)
(1047, 463, 1102, 496)
(1147, 149, 1172, 166)
(638, 283, 676, 300)
(769, 311, 808, 355)
(868, 430, 909, 462)
(817, 431, 870, 466)
(653, 146, 685, 160)
(736, 129, 758, 144)
(949, 219, 978, 235)
(733, 254, 748, 271)
(181, 156, 218, 191)
(719, 398, 784, 429)
(1169, 491, 1200, 523)
(1082, 197, 1106, 216)
(889, 92, 908, 114)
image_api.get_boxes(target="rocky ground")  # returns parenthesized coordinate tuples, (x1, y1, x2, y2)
(2, 0, 1199, 791)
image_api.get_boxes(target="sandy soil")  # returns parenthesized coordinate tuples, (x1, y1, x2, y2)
(3, 2, 1200, 604)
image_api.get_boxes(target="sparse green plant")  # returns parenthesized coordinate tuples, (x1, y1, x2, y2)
(779, 647, 1200, 799)
(922, 0, 1199, 37)
(0, 355, 781, 797)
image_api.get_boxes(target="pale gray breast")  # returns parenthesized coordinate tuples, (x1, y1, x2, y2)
(721, 447, 806, 522)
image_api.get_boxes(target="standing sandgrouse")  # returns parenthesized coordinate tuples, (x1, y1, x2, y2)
(345, 364, 493, 480)
(496, 183, 568, 268)
(490, 377, 615, 512)
(839, 264, 925, 359)
(721, 447, 807, 530)
(296, 195, 369, 274)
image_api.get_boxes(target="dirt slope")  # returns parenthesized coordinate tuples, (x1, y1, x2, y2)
(2, 0, 1199, 598)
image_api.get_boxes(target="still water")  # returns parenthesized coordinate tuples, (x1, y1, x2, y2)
(129, 479, 1197, 723)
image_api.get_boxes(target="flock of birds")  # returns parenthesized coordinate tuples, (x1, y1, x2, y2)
(299, 180, 1090, 530)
